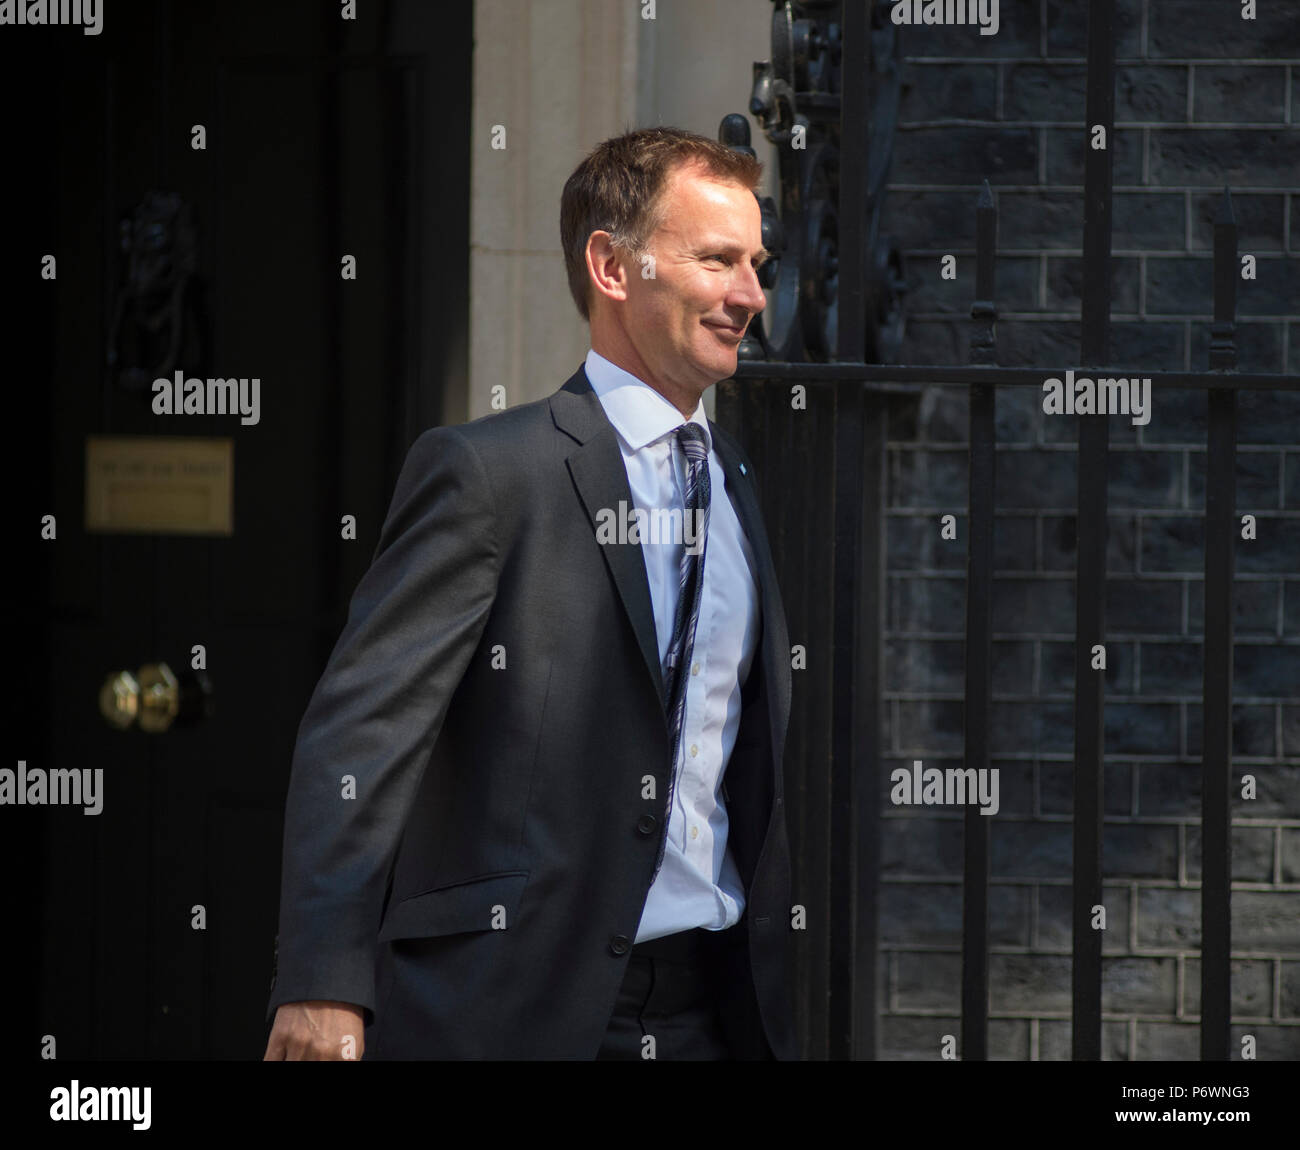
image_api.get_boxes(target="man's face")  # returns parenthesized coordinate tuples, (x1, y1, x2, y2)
(604, 161, 767, 406)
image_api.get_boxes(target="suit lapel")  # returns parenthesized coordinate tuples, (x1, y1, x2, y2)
(709, 421, 791, 777)
(550, 363, 790, 766)
(552, 367, 667, 714)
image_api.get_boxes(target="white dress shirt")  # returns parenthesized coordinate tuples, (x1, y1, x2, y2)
(583, 348, 761, 943)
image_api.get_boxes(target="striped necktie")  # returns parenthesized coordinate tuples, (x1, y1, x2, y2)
(652, 421, 711, 878)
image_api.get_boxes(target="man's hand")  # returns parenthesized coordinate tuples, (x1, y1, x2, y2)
(263, 1001, 366, 1061)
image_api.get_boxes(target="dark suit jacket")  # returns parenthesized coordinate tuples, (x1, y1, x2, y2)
(266, 363, 796, 1059)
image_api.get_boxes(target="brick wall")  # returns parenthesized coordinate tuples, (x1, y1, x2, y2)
(874, 0, 1300, 1060)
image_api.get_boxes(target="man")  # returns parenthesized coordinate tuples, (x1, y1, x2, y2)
(263, 126, 796, 1060)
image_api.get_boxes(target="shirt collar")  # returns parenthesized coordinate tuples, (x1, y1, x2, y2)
(585, 348, 712, 455)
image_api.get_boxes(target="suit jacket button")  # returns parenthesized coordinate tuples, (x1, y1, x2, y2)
(608, 934, 631, 956)
(636, 814, 658, 835)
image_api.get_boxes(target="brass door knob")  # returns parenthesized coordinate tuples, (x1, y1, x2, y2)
(136, 662, 180, 733)
(98, 663, 213, 732)
(99, 670, 140, 729)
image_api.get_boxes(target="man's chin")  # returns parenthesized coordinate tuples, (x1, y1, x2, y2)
(699, 340, 739, 369)
(690, 359, 735, 390)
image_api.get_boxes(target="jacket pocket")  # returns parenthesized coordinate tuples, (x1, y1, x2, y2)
(376, 869, 529, 943)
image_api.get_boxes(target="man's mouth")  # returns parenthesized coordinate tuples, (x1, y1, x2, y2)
(704, 320, 746, 339)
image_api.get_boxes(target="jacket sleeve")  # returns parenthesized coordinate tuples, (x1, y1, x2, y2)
(265, 425, 500, 1026)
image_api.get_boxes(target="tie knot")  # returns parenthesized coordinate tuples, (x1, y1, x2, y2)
(675, 422, 709, 465)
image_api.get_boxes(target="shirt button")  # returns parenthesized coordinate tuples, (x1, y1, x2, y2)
(691, 662, 700, 676)
(690, 825, 699, 840)
(636, 814, 658, 836)
(690, 744, 698, 758)
(608, 934, 631, 956)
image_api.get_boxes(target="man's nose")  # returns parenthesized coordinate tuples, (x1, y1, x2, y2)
(730, 260, 767, 315)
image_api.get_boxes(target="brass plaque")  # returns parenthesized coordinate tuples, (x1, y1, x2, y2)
(85, 436, 233, 535)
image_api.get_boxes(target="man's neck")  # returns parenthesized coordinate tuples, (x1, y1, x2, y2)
(590, 343, 702, 421)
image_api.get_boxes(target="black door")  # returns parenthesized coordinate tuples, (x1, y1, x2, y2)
(5, 0, 470, 1059)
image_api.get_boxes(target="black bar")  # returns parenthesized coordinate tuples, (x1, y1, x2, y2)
(804, 387, 835, 1059)
(854, 392, 885, 1060)
(962, 385, 995, 1062)
(1201, 389, 1236, 1060)
(779, 378, 819, 1059)
(1072, 0, 1116, 1062)
(968, 180, 997, 368)
(829, 378, 862, 1060)
(1071, 423, 1109, 1061)
(838, 0, 868, 361)
(826, 0, 870, 1061)
(961, 181, 998, 1061)
(843, 0, 884, 1060)
(731, 363, 1300, 390)
(1201, 189, 1238, 1061)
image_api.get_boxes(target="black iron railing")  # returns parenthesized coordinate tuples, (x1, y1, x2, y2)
(717, 0, 1300, 1061)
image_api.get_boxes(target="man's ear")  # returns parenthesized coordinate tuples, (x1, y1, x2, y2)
(586, 230, 630, 306)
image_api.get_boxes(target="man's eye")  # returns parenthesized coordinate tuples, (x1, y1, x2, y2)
(706, 254, 729, 264)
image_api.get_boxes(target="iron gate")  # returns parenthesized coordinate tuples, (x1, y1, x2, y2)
(716, 0, 1300, 1060)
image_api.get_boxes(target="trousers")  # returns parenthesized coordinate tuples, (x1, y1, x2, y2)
(594, 925, 742, 1060)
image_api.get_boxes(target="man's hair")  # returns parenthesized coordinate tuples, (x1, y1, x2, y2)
(559, 126, 763, 322)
